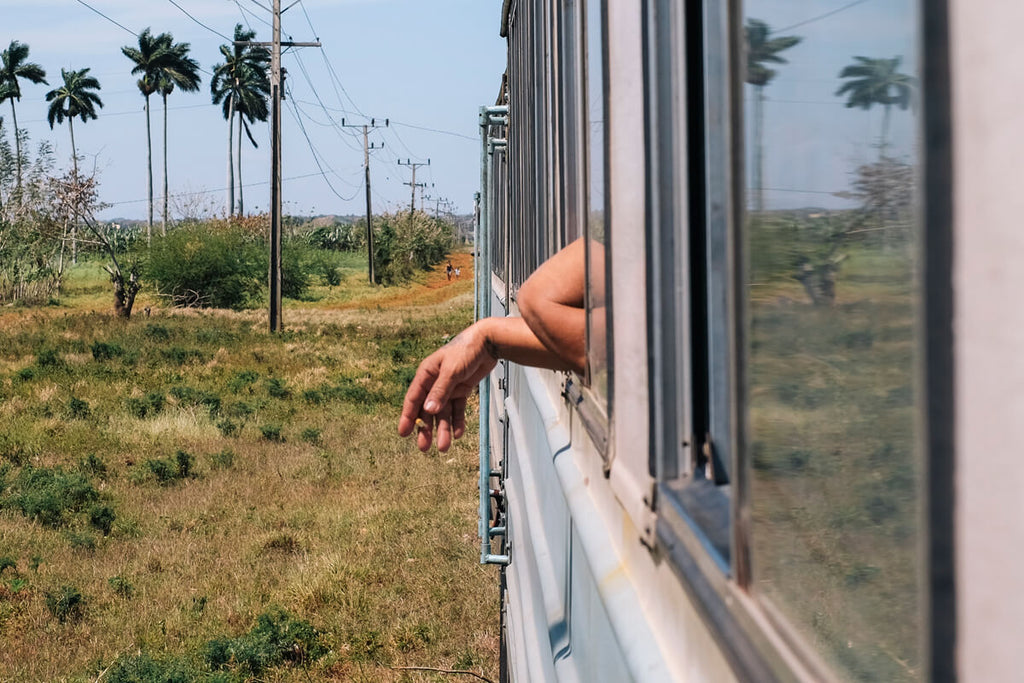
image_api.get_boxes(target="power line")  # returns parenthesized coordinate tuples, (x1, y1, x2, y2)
(73, 0, 138, 37)
(285, 87, 364, 202)
(773, 0, 871, 34)
(390, 120, 478, 142)
(105, 172, 326, 206)
(164, 0, 234, 41)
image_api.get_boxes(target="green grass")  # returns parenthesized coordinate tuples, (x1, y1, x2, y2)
(0, 254, 493, 682)
(748, 242, 921, 681)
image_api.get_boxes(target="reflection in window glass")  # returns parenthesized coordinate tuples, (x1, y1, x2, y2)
(742, 2, 921, 679)
(584, 0, 608, 405)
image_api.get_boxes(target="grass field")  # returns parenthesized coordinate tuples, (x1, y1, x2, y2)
(0, 251, 495, 682)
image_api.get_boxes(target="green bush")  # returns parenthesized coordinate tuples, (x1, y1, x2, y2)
(108, 575, 134, 599)
(144, 451, 195, 485)
(90, 341, 124, 361)
(203, 606, 326, 675)
(260, 424, 284, 442)
(372, 212, 455, 285)
(4, 466, 100, 528)
(105, 652, 200, 683)
(46, 584, 85, 623)
(148, 223, 265, 309)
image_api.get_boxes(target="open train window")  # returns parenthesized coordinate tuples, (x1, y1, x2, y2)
(647, 0, 933, 680)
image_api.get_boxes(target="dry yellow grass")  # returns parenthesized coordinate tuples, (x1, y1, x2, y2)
(0, 254, 497, 682)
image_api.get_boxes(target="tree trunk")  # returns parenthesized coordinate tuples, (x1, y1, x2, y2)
(162, 92, 169, 235)
(145, 94, 153, 243)
(237, 114, 244, 216)
(111, 267, 141, 319)
(69, 116, 78, 264)
(226, 97, 235, 217)
(10, 98, 22, 197)
(753, 85, 765, 216)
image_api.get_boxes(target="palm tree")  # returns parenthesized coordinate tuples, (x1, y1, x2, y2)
(211, 25, 270, 217)
(745, 19, 800, 215)
(122, 28, 177, 242)
(835, 56, 916, 160)
(45, 67, 103, 263)
(156, 38, 201, 234)
(0, 41, 47, 195)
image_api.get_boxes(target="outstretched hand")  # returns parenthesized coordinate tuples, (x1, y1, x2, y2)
(398, 321, 498, 452)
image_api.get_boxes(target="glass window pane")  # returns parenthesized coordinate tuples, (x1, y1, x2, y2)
(585, 0, 608, 404)
(741, 2, 922, 679)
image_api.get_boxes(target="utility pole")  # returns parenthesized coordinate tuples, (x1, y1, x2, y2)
(398, 158, 429, 216)
(342, 118, 387, 285)
(238, 1, 318, 333)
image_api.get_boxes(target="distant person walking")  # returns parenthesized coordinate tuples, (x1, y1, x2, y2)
(446, 260, 454, 281)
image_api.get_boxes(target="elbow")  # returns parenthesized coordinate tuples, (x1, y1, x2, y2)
(518, 279, 587, 376)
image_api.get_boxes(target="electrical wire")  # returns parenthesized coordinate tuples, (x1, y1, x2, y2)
(773, 0, 871, 34)
(105, 172, 326, 206)
(164, 0, 234, 41)
(285, 87, 364, 201)
(73, 0, 137, 37)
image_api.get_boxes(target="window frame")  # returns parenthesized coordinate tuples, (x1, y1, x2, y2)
(643, 0, 954, 680)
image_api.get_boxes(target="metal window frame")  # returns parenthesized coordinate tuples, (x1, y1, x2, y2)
(644, 0, 956, 679)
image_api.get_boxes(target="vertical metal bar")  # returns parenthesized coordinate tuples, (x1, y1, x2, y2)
(478, 106, 492, 564)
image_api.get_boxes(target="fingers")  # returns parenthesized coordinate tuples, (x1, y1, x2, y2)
(451, 397, 467, 440)
(399, 356, 440, 436)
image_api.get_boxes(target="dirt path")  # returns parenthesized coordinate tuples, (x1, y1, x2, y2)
(326, 251, 475, 312)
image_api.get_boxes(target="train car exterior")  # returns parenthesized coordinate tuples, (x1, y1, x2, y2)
(472, 0, 1023, 681)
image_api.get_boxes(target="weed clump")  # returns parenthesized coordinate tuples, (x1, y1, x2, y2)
(125, 391, 166, 419)
(104, 651, 200, 683)
(203, 606, 326, 676)
(169, 386, 221, 416)
(300, 428, 322, 444)
(210, 449, 235, 469)
(227, 370, 259, 394)
(45, 584, 85, 623)
(79, 453, 108, 479)
(108, 575, 134, 599)
(89, 504, 116, 536)
(36, 349, 63, 369)
(143, 451, 196, 485)
(90, 341, 124, 361)
(265, 378, 290, 399)
(3, 466, 100, 528)
(66, 396, 91, 420)
(260, 424, 284, 442)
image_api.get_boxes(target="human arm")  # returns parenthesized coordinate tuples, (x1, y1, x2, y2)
(398, 316, 574, 452)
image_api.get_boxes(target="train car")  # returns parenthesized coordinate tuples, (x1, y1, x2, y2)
(472, 0, 1021, 681)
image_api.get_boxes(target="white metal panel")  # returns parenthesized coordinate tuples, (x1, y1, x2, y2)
(951, 1, 1024, 679)
(604, 0, 657, 547)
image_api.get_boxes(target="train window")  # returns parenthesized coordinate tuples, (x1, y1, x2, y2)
(583, 0, 609, 408)
(742, 1, 923, 679)
(646, 0, 927, 679)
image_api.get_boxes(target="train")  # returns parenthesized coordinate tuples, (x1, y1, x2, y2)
(470, 0, 1020, 681)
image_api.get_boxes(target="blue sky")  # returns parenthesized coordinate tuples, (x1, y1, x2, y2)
(0, 0, 506, 220)
(745, 0, 920, 210)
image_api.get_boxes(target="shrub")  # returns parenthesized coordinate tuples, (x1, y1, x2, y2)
(89, 504, 116, 536)
(300, 427, 322, 444)
(227, 370, 259, 394)
(45, 584, 85, 623)
(265, 378, 290, 399)
(105, 652, 200, 683)
(108, 575, 134, 599)
(90, 341, 124, 361)
(148, 223, 265, 309)
(210, 449, 235, 469)
(216, 419, 238, 438)
(144, 451, 195, 485)
(79, 453, 108, 478)
(203, 606, 326, 675)
(66, 396, 91, 420)
(260, 424, 284, 442)
(36, 349, 62, 368)
(67, 531, 97, 552)
(372, 212, 455, 285)
(0, 557, 16, 575)
(5, 466, 100, 528)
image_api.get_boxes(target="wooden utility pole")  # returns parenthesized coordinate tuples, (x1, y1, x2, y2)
(398, 158, 429, 216)
(342, 118, 387, 285)
(238, 2, 318, 333)
(269, 0, 282, 333)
